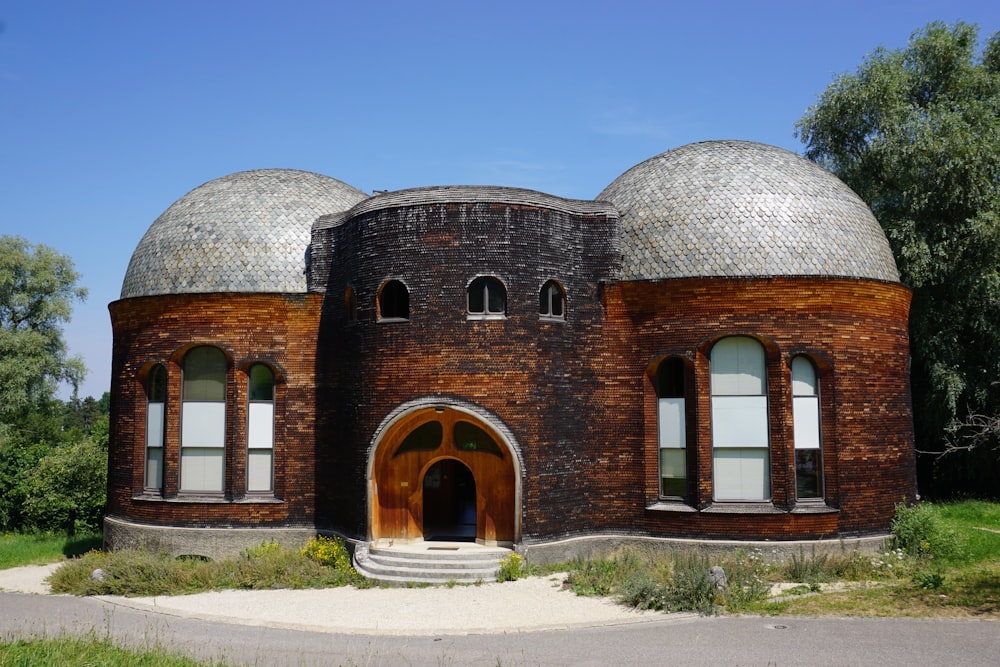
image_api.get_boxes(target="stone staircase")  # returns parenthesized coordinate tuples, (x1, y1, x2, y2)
(353, 541, 511, 585)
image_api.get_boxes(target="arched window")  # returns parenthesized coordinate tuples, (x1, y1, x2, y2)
(656, 357, 687, 498)
(181, 346, 227, 493)
(792, 356, 823, 500)
(711, 336, 770, 501)
(344, 285, 358, 322)
(468, 276, 506, 318)
(247, 364, 275, 493)
(539, 280, 566, 320)
(144, 364, 166, 491)
(378, 279, 409, 321)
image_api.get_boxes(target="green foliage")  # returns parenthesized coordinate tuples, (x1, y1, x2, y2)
(0, 531, 102, 569)
(23, 439, 107, 536)
(891, 502, 965, 562)
(568, 550, 769, 615)
(786, 548, 831, 584)
(796, 22, 1000, 497)
(0, 235, 88, 419)
(299, 535, 355, 574)
(496, 553, 524, 582)
(912, 570, 947, 589)
(0, 636, 224, 667)
(50, 541, 366, 596)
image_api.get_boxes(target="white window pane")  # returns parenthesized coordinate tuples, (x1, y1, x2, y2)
(712, 396, 768, 447)
(248, 402, 274, 449)
(791, 357, 817, 395)
(657, 398, 686, 448)
(711, 337, 764, 395)
(793, 396, 821, 449)
(247, 450, 273, 492)
(659, 448, 686, 478)
(145, 447, 163, 489)
(146, 401, 164, 448)
(180, 448, 224, 491)
(182, 401, 225, 447)
(714, 448, 770, 501)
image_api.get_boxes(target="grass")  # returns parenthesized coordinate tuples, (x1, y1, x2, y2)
(558, 500, 1000, 618)
(48, 537, 369, 596)
(0, 532, 102, 569)
(0, 636, 227, 666)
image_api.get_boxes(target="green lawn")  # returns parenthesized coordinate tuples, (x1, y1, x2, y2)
(0, 532, 102, 570)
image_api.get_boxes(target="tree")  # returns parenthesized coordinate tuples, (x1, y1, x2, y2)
(23, 439, 107, 536)
(796, 22, 1000, 498)
(0, 236, 88, 421)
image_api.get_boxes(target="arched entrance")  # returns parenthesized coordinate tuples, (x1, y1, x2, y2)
(422, 459, 476, 541)
(370, 406, 517, 545)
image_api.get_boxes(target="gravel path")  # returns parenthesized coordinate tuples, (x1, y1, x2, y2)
(0, 563, 666, 636)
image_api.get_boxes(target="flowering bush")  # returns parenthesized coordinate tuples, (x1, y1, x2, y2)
(497, 553, 524, 582)
(300, 535, 355, 574)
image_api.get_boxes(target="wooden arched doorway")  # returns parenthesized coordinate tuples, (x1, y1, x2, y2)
(371, 407, 516, 545)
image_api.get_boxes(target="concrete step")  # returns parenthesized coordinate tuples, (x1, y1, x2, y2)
(354, 541, 511, 585)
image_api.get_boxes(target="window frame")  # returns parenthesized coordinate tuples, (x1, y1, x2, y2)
(467, 276, 507, 320)
(377, 279, 410, 322)
(710, 336, 771, 502)
(344, 285, 359, 323)
(656, 357, 688, 500)
(539, 279, 566, 321)
(246, 363, 275, 494)
(791, 355, 824, 501)
(144, 363, 167, 492)
(179, 346, 227, 494)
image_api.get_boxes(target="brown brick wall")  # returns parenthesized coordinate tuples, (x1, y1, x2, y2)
(108, 207, 915, 544)
(107, 293, 322, 528)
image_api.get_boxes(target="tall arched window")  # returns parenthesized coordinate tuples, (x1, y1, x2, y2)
(539, 280, 566, 320)
(181, 346, 227, 493)
(247, 364, 275, 493)
(711, 336, 770, 501)
(657, 357, 687, 498)
(468, 276, 506, 318)
(792, 356, 823, 500)
(144, 364, 166, 491)
(378, 279, 409, 321)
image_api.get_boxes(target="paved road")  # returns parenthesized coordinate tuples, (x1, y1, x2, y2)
(2, 591, 998, 666)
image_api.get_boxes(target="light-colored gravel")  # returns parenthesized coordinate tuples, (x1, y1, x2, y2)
(0, 565, 670, 635)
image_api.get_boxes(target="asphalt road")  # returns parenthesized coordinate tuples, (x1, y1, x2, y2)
(2, 591, 998, 666)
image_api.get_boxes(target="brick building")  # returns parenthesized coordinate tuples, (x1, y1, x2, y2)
(105, 140, 916, 564)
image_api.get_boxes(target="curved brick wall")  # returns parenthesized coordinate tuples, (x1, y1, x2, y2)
(107, 186, 916, 555)
(107, 293, 322, 529)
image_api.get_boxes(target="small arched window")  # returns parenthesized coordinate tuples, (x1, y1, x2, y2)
(247, 364, 275, 493)
(181, 346, 227, 493)
(792, 356, 823, 500)
(539, 280, 566, 320)
(344, 285, 358, 323)
(378, 280, 409, 321)
(144, 364, 166, 491)
(468, 276, 506, 318)
(710, 336, 770, 501)
(656, 357, 687, 498)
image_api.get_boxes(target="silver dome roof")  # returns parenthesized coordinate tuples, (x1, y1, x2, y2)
(598, 140, 899, 282)
(121, 169, 368, 298)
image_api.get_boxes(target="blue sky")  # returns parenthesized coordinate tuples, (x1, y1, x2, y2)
(2, 1, 999, 400)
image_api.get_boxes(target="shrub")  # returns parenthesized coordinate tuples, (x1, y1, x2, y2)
(496, 553, 524, 582)
(891, 502, 965, 563)
(300, 535, 354, 573)
(721, 549, 771, 611)
(785, 547, 831, 584)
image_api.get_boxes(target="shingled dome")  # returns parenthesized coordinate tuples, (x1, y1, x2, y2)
(598, 140, 900, 282)
(121, 169, 368, 298)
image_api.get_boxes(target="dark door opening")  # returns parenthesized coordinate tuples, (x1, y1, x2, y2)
(422, 459, 476, 541)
